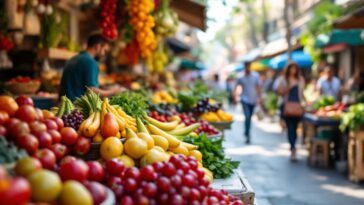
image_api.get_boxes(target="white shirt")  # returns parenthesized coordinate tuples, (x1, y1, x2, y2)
(236, 71, 260, 104)
(317, 76, 341, 99)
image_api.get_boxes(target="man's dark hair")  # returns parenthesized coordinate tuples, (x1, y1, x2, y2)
(244, 61, 252, 68)
(87, 34, 108, 48)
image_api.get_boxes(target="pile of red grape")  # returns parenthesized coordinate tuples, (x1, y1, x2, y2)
(178, 113, 220, 136)
(116, 155, 244, 205)
(62, 110, 84, 130)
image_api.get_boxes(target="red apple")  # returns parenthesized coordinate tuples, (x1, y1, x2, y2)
(8, 121, 30, 139)
(15, 95, 33, 106)
(35, 132, 52, 148)
(52, 117, 64, 130)
(60, 127, 78, 145)
(0, 177, 31, 205)
(34, 148, 56, 170)
(50, 143, 68, 160)
(73, 137, 91, 155)
(59, 155, 77, 166)
(84, 181, 107, 205)
(43, 119, 58, 130)
(35, 108, 44, 121)
(15, 105, 37, 123)
(87, 161, 105, 182)
(105, 158, 125, 176)
(0, 125, 7, 136)
(16, 134, 39, 155)
(48, 129, 61, 144)
(29, 121, 47, 136)
(59, 159, 89, 182)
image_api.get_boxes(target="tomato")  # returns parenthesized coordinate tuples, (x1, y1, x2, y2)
(43, 119, 58, 130)
(0, 177, 31, 205)
(87, 161, 105, 182)
(16, 133, 39, 155)
(15, 105, 37, 123)
(36, 132, 53, 148)
(0, 95, 19, 116)
(140, 165, 157, 181)
(60, 127, 78, 145)
(59, 159, 89, 182)
(9, 121, 30, 139)
(15, 95, 33, 106)
(73, 137, 91, 155)
(27, 170, 62, 203)
(52, 117, 64, 130)
(120, 196, 134, 205)
(48, 129, 61, 144)
(35, 108, 44, 121)
(34, 148, 56, 170)
(50, 143, 68, 160)
(29, 121, 47, 136)
(15, 157, 42, 177)
(0, 111, 9, 125)
(123, 178, 137, 193)
(59, 155, 77, 166)
(84, 181, 107, 205)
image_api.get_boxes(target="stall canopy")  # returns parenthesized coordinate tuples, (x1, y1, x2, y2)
(180, 59, 206, 70)
(269, 50, 313, 70)
(334, 6, 364, 29)
(316, 29, 364, 48)
(233, 61, 267, 72)
(238, 48, 262, 62)
(170, 0, 206, 31)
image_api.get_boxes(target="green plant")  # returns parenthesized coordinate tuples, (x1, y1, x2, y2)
(340, 104, 364, 131)
(109, 91, 149, 119)
(39, 8, 67, 48)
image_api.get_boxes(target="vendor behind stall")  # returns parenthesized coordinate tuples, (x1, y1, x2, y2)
(60, 34, 124, 101)
(316, 67, 341, 100)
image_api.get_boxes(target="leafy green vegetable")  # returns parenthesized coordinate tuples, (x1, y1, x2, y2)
(183, 134, 239, 179)
(0, 137, 28, 164)
(340, 103, 364, 131)
(312, 95, 335, 110)
(110, 91, 149, 119)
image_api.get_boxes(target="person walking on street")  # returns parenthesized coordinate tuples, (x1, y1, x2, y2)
(316, 67, 341, 100)
(277, 62, 305, 161)
(234, 61, 261, 144)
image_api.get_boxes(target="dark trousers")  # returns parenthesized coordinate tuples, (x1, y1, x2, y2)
(242, 102, 255, 138)
(285, 117, 300, 150)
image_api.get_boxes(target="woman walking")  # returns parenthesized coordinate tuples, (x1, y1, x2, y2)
(278, 62, 305, 161)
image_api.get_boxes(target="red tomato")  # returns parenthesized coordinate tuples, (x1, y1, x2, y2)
(52, 117, 64, 130)
(17, 133, 39, 155)
(73, 137, 91, 155)
(59, 159, 89, 182)
(35, 132, 53, 148)
(48, 130, 61, 144)
(0, 177, 31, 205)
(0, 111, 9, 125)
(43, 119, 58, 130)
(35, 108, 44, 121)
(29, 121, 47, 136)
(15, 105, 37, 123)
(8, 120, 30, 139)
(15, 95, 34, 106)
(0, 125, 7, 136)
(105, 158, 125, 176)
(59, 155, 77, 166)
(84, 181, 107, 205)
(60, 127, 78, 145)
(34, 148, 56, 170)
(50, 143, 68, 160)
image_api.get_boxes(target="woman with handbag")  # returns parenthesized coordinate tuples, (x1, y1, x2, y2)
(277, 62, 305, 161)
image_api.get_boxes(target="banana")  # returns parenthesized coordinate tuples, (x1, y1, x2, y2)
(145, 116, 179, 131)
(181, 142, 198, 150)
(84, 111, 101, 138)
(136, 117, 149, 133)
(79, 112, 96, 136)
(116, 107, 136, 122)
(50, 107, 59, 115)
(100, 99, 107, 127)
(175, 123, 186, 130)
(56, 97, 66, 117)
(167, 123, 200, 136)
(125, 128, 138, 140)
(147, 124, 180, 148)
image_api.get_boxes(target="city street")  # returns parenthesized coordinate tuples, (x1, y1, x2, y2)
(224, 110, 364, 205)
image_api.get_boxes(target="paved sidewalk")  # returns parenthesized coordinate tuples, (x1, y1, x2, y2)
(223, 112, 364, 205)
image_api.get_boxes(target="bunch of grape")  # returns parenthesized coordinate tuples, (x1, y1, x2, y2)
(193, 98, 222, 115)
(62, 109, 84, 130)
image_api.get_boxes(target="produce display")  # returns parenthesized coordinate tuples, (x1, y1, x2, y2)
(311, 95, 336, 111)
(314, 102, 345, 119)
(99, 0, 118, 40)
(340, 103, 364, 131)
(152, 90, 178, 104)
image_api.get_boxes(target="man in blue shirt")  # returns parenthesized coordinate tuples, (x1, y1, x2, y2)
(60, 34, 124, 101)
(234, 61, 261, 144)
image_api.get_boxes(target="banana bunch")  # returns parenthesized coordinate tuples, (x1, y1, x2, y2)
(200, 110, 233, 122)
(78, 98, 137, 141)
(51, 96, 74, 117)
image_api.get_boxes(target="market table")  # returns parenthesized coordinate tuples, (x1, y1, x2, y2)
(302, 113, 346, 168)
(212, 169, 256, 205)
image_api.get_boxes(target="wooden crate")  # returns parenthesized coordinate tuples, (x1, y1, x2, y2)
(212, 169, 255, 205)
(348, 131, 364, 183)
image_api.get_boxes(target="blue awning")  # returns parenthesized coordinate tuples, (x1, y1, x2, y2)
(269, 50, 313, 70)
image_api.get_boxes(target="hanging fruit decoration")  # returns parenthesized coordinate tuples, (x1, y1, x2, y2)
(99, 0, 118, 40)
(127, 0, 157, 58)
(154, 0, 178, 38)
(37, 0, 54, 15)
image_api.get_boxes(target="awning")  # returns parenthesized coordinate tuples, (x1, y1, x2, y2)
(238, 48, 262, 62)
(334, 6, 364, 29)
(234, 62, 268, 72)
(316, 29, 364, 48)
(170, 0, 206, 31)
(180, 59, 206, 70)
(258, 38, 301, 59)
(269, 50, 313, 70)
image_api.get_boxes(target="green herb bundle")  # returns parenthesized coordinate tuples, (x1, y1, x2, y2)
(110, 91, 148, 119)
(0, 138, 28, 164)
(183, 134, 239, 179)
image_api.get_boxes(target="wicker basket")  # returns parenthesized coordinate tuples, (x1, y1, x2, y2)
(5, 82, 41, 94)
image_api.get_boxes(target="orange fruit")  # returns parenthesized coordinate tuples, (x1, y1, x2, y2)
(100, 137, 123, 160)
(0, 96, 19, 116)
